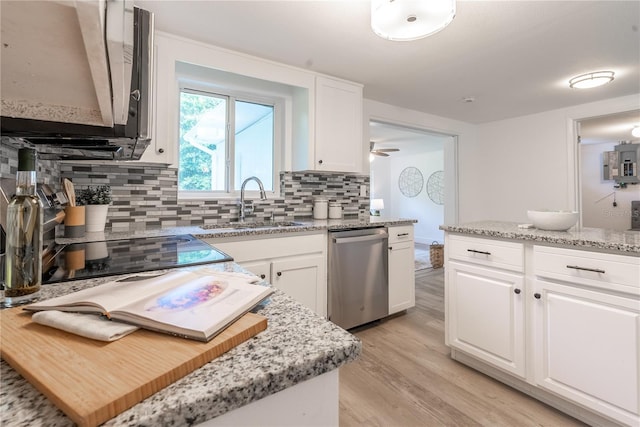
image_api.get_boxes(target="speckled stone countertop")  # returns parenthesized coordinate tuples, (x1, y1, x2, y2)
(0, 262, 361, 426)
(56, 216, 417, 244)
(440, 221, 640, 254)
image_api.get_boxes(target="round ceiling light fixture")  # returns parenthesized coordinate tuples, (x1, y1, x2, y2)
(568, 71, 615, 89)
(632, 126, 640, 138)
(371, 0, 456, 41)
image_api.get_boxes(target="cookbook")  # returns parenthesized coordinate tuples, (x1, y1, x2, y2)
(25, 268, 273, 342)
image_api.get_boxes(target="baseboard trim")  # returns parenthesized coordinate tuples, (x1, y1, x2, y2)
(450, 349, 625, 427)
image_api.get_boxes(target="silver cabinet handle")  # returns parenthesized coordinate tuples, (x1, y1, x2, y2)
(566, 265, 605, 274)
(334, 233, 388, 244)
(467, 249, 491, 255)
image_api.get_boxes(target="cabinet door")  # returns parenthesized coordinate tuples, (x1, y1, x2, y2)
(388, 240, 415, 314)
(314, 76, 363, 173)
(533, 279, 640, 426)
(272, 254, 326, 317)
(448, 261, 525, 377)
(237, 260, 270, 282)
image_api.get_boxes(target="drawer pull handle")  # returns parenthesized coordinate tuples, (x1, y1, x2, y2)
(260, 274, 266, 279)
(276, 271, 282, 277)
(397, 233, 409, 237)
(534, 293, 541, 299)
(467, 249, 491, 255)
(389, 246, 393, 250)
(514, 288, 521, 294)
(566, 265, 605, 274)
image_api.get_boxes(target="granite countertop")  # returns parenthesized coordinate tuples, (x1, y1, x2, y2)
(56, 216, 418, 244)
(441, 220, 640, 254)
(0, 262, 362, 426)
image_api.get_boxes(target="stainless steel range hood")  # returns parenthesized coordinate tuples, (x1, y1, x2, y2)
(0, 1, 154, 160)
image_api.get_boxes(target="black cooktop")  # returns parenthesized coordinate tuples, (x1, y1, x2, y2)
(42, 235, 233, 284)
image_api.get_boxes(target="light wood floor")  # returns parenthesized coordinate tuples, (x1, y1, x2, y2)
(339, 268, 587, 427)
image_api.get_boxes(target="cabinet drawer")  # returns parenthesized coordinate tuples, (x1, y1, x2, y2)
(388, 225, 414, 243)
(448, 235, 524, 272)
(533, 246, 640, 295)
(206, 233, 325, 262)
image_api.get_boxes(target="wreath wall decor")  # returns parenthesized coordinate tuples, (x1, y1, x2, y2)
(426, 170, 445, 205)
(398, 167, 423, 198)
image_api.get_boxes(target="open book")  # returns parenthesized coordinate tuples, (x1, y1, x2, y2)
(25, 268, 274, 342)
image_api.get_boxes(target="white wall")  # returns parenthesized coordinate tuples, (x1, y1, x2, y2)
(365, 94, 640, 226)
(390, 151, 444, 244)
(364, 99, 477, 225)
(468, 95, 640, 223)
(581, 141, 640, 230)
(370, 138, 445, 244)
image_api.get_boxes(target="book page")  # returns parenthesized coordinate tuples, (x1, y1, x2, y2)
(27, 271, 200, 314)
(113, 274, 272, 338)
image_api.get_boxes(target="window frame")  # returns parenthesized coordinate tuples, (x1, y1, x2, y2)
(177, 80, 284, 200)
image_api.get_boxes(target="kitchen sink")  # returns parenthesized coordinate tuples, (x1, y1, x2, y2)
(201, 221, 305, 230)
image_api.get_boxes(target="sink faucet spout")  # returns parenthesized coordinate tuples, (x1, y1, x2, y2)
(239, 176, 267, 222)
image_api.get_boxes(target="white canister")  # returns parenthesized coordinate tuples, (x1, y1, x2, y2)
(329, 202, 342, 219)
(313, 198, 328, 219)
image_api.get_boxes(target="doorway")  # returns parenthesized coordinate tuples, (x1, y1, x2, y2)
(369, 120, 454, 246)
(577, 110, 640, 232)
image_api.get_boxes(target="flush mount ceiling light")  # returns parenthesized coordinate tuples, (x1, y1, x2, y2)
(632, 126, 640, 138)
(568, 71, 615, 89)
(371, 0, 456, 41)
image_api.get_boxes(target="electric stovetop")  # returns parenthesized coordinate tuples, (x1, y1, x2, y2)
(42, 234, 233, 284)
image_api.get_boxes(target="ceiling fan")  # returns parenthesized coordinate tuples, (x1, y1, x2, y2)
(370, 141, 400, 157)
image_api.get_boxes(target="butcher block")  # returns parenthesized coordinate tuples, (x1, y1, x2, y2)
(0, 307, 268, 427)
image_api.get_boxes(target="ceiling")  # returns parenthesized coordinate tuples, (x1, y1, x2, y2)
(136, 0, 639, 126)
(578, 109, 640, 144)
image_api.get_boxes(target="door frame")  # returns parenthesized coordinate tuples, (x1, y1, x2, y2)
(367, 117, 459, 227)
(565, 96, 639, 228)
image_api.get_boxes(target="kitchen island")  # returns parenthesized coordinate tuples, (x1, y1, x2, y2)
(440, 220, 640, 253)
(441, 221, 639, 427)
(0, 261, 361, 426)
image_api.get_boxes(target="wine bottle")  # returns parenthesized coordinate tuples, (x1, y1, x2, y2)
(3, 148, 43, 307)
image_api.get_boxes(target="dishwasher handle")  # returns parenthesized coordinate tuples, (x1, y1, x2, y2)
(333, 232, 388, 244)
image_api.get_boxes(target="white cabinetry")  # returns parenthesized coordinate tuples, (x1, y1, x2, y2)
(312, 76, 363, 173)
(388, 225, 415, 314)
(205, 233, 327, 317)
(445, 233, 640, 426)
(446, 235, 525, 377)
(532, 246, 640, 426)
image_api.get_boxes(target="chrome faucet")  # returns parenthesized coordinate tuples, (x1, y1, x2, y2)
(239, 176, 267, 222)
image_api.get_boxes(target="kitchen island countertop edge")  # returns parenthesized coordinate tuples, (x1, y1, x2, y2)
(0, 262, 361, 426)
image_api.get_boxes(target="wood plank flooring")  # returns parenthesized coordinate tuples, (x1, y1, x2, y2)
(339, 268, 587, 427)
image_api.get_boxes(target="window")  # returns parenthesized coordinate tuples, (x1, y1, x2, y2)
(178, 88, 278, 197)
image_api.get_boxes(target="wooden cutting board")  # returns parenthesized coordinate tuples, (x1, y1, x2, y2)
(0, 307, 267, 427)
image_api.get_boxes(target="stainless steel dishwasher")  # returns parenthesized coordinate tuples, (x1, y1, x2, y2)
(328, 227, 388, 329)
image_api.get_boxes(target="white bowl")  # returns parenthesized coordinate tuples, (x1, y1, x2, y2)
(527, 210, 579, 231)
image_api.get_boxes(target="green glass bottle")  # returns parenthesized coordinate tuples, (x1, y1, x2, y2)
(3, 148, 43, 307)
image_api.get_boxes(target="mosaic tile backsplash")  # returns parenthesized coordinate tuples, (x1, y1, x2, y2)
(1, 139, 370, 232)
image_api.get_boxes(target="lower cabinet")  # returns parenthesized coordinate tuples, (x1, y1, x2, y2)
(205, 233, 327, 317)
(271, 254, 325, 314)
(448, 261, 525, 378)
(533, 278, 640, 426)
(387, 225, 415, 315)
(445, 233, 640, 427)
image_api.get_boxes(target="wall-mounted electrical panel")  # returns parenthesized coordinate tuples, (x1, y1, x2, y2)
(603, 143, 639, 184)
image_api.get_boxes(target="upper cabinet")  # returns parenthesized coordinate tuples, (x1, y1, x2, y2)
(142, 32, 365, 173)
(312, 76, 364, 173)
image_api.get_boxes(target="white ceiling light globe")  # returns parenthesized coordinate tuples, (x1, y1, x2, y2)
(371, 0, 456, 41)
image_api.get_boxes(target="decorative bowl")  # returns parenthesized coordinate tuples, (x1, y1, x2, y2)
(527, 210, 579, 231)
